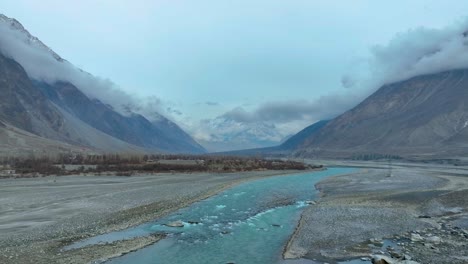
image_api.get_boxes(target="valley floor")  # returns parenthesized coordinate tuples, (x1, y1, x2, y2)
(2, 162, 467, 264)
(0, 170, 304, 264)
(285, 161, 468, 264)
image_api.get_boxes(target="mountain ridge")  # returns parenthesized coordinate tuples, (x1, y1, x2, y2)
(0, 14, 206, 155)
(293, 69, 468, 159)
(226, 69, 468, 160)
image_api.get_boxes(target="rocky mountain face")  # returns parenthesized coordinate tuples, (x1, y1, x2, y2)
(35, 81, 205, 153)
(196, 117, 285, 152)
(0, 14, 205, 155)
(279, 120, 330, 151)
(295, 69, 468, 159)
(0, 54, 66, 140)
(220, 120, 330, 156)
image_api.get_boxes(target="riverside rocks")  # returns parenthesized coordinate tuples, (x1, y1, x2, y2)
(370, 216, 468, 264)
(370, 238, 384, 246)
(284, 165, 468, 264)
(165, 220, 184, 227)
(371, 255, 393, 264)
(371, 255, 420, 264)
(396, 219, 468, 264)
(2, 170, 304, 264)
(425, 235, 441, 244)
(410, 234, 423, 242)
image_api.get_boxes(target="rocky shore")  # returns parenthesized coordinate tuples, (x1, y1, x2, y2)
(284, 164, 468, 264)
(0, 170, 307, 264)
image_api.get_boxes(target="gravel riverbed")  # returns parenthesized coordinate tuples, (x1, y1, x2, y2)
(284, 164, 468, 264)
(0, 170, 305, 264)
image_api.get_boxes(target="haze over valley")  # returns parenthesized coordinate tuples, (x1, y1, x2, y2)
(1, 2, 468, 264)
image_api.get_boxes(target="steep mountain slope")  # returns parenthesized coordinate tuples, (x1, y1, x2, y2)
(0, 53, 66, 140)
(0, 123, 92, 157)
(279, 120, 329, 150)
(0, 14, 205, 154)
(35, 81, 205, 153)
(296, 69, 468, 158)
(0, 53, 162, 154)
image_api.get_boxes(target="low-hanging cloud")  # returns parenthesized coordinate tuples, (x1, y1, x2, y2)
(344, 18, 468, 92)
(0, 15, 168, 120)
(222, 94, 361, 124)
(205, 101, 219, 106)
(223, 19, 468, 126)
(201, 18, 468, 150)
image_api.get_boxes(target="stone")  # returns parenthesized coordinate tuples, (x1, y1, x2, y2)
(426, 235, 441, 244)
(165, 220, 184, 227)
(424, 243, 433, 248)
(370, 238, 384, 246)
(389, 251, 402, 259)
(371, 255, 394, 264)
(417, 215, 431, 218)
(372, 255, 420, 264)
(410, 233, 423, 242)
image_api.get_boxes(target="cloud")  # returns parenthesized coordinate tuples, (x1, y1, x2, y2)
(222, 95, 359, 124)
(205, 101, 219, 106)
(188, 116, 288, 152)
(344, 18, 468, 91)
(187, 95, 362, 151)
(217, 18, 468, 128)
(195, 19, 468, 151)
(0, 15, 169, 120)
(166, 107, 182, 116)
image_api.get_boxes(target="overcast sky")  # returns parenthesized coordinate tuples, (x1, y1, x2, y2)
(2, 0, 468, 149)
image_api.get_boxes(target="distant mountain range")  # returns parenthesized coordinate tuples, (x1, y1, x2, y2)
(195, 117, 287, 152)
(230, 69, 468, 160)
(295, 69, 468, 159)
(3, 13, 468, 159)
(221, 120, 329, 156)
(0, 14, 205, 156)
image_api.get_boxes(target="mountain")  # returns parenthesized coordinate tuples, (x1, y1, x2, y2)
(279, 120, 330, 150)
(220, 120, 329, 156)
(0, 122, 97, 157)
(294, 69, 468, 159)
(35, 81, 205, 153)
(0, 14, 205, 155)
(196, 117, 285, 152)
(231, 69, 468, 160)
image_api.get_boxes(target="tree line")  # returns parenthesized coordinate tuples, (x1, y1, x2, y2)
(0, 154, 321, 177)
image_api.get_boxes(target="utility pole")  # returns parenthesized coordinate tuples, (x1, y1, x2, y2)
(387, 158, 393, 177)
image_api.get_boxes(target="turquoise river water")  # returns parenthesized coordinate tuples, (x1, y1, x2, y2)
(67, 168, 366, 264)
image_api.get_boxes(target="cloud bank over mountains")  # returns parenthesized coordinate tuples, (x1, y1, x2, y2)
(344, 18, 468, 91)
(0, 15, 168, 120)
(196, 18, 468, 150)
(222, 96, 359, 124)
(2, 12, 468, 151)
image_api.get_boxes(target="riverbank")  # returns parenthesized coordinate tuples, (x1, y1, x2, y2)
(284, 163, 468, 264)
(0, 169, 312, 264)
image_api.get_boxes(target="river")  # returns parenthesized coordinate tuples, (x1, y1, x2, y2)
(67, 168, 358, 264)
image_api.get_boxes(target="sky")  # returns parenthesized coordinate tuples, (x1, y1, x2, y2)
(2, 0, 468, 151)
